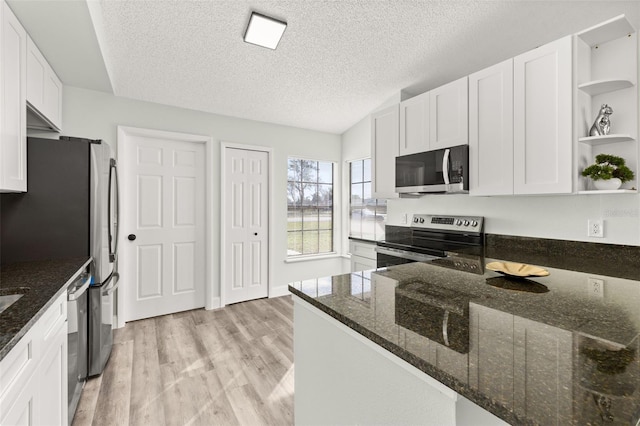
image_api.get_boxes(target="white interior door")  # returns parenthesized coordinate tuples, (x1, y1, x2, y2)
(224, 147, 269, 305)
(122, 133, 205, 321)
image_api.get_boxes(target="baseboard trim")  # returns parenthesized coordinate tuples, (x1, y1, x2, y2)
(270, 285, 291, 298)
(206, 296, 221, 310)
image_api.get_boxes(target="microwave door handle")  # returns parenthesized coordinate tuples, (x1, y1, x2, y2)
(442, 149, 451, 185)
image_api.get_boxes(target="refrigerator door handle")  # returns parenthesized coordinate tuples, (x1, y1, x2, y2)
(108, 159, 119, 263)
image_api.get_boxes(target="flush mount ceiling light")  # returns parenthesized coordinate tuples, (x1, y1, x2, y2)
(243, 12, 287, 50)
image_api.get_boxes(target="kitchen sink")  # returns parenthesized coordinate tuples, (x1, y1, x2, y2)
(0, 288, 29, 315)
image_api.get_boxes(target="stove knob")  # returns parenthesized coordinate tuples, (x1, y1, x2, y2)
(471, 220, 478, 227)
(413, 217, 419, 223)
(456, 220, 462, 226)
(463, 220, 470, 226)
(419, 218, 425, 223)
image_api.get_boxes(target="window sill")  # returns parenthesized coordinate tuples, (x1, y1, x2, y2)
(285, 253, 343, 263)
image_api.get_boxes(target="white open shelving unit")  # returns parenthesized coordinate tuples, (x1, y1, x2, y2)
(574, 15, 638, 195)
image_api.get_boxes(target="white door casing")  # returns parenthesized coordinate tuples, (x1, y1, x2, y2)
(118, 127, 211, 323)
(221, 145, 269, 306)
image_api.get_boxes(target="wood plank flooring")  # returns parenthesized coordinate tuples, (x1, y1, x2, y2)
(72, 296, 294, 426)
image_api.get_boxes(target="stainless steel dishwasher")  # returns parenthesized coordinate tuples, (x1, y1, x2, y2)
(67, 270, 91, 424)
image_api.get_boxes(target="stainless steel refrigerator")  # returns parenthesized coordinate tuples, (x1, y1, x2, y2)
(0, 136, 120, 408)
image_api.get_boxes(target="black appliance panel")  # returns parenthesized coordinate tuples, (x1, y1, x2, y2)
(1, 138, 90, 264)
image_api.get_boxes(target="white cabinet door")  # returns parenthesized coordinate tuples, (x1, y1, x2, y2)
(399, 92, 429, 155)
(429, 76, 469, 149)
(26, 36, 62, 131)
(514, 35, 572, 194)
(469, 59, 514, 196)
(0, 292, 68, 426)
(0, 377, 35, 426)
(34, 322, 68, 426)
(371, 105, 399, 199)
(0, 2, 27, 192)
(350, 255, 376, 272)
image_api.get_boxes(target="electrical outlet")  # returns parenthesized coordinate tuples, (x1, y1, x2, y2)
(587, 277, 605, 298)
(588, 219, 604, 238)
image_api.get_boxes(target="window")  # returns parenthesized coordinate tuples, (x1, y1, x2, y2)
(287, 159, 334, 256)
(349, 158, 386, 241)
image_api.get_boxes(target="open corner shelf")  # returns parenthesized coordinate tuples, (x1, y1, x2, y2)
(578, 134, 635, 145)
(577, 15, 635, 47)
(578, 189, 637, 195)
(577, 79, 634, 96)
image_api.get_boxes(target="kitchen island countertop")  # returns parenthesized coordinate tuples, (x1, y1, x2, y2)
(289, 247, 640, 425)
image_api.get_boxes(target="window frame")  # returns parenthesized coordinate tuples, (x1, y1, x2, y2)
(286, 158, 336, 258)
(348, 158, 386, 242)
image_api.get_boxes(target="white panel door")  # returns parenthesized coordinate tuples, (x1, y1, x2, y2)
(429, 76, 469, 149)
(224, 147, 269, 305)
(123, 135, 205, 321)
(469, 59, 514, 196)
(513, 35, 572, 194)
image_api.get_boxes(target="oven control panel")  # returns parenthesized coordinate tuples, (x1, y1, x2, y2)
(411, 214, 484, 233)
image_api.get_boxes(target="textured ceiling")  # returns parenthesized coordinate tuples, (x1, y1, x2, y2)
(9, 1, 640, 134)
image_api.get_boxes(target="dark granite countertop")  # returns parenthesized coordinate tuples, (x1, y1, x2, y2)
(289, 245, 640, 425)
(0, 257, 92, 360)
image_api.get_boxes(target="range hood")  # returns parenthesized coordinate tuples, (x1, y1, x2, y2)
(27, 102, 60, 132)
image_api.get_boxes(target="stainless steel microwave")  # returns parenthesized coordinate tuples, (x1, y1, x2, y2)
(395, 145, 469, 195)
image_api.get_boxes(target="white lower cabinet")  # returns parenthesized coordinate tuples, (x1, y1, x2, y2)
(349, 240, 377, 272)
(0, 293, 68, 426)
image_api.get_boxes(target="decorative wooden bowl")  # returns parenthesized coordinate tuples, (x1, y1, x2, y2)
(486, 261, 549, 278)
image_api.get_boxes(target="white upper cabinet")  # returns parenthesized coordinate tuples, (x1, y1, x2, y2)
(399, 92, 429, 155)
(469, 59, 514, 196)
(429, 76, 469, 150)
(371, 104, 399, 199)
(513, 35, 573, 195)
(0, 1, 27, 193)
(26, 35, 62, 132)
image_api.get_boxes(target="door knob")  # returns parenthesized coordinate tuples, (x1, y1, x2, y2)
(128, 234, 136, 241)
(254, 232, 258, 236)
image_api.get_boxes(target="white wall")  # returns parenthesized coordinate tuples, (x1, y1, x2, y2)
(340, 115, 640, 247)
(62, 86, 349, 306)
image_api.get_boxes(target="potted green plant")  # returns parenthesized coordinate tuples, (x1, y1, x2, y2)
(581, 154, 634, 190)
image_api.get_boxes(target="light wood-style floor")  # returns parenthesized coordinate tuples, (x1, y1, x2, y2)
(72, 296, 294, 426)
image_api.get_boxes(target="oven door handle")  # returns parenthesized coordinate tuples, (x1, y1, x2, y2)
(375, 246, 439, 263)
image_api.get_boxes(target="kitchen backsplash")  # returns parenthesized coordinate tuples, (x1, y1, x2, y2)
(386, 193, 640, 246)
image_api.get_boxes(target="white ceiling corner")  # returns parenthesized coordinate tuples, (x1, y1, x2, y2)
(7, 0, 113, 93)
(7, 1, 640, 134)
